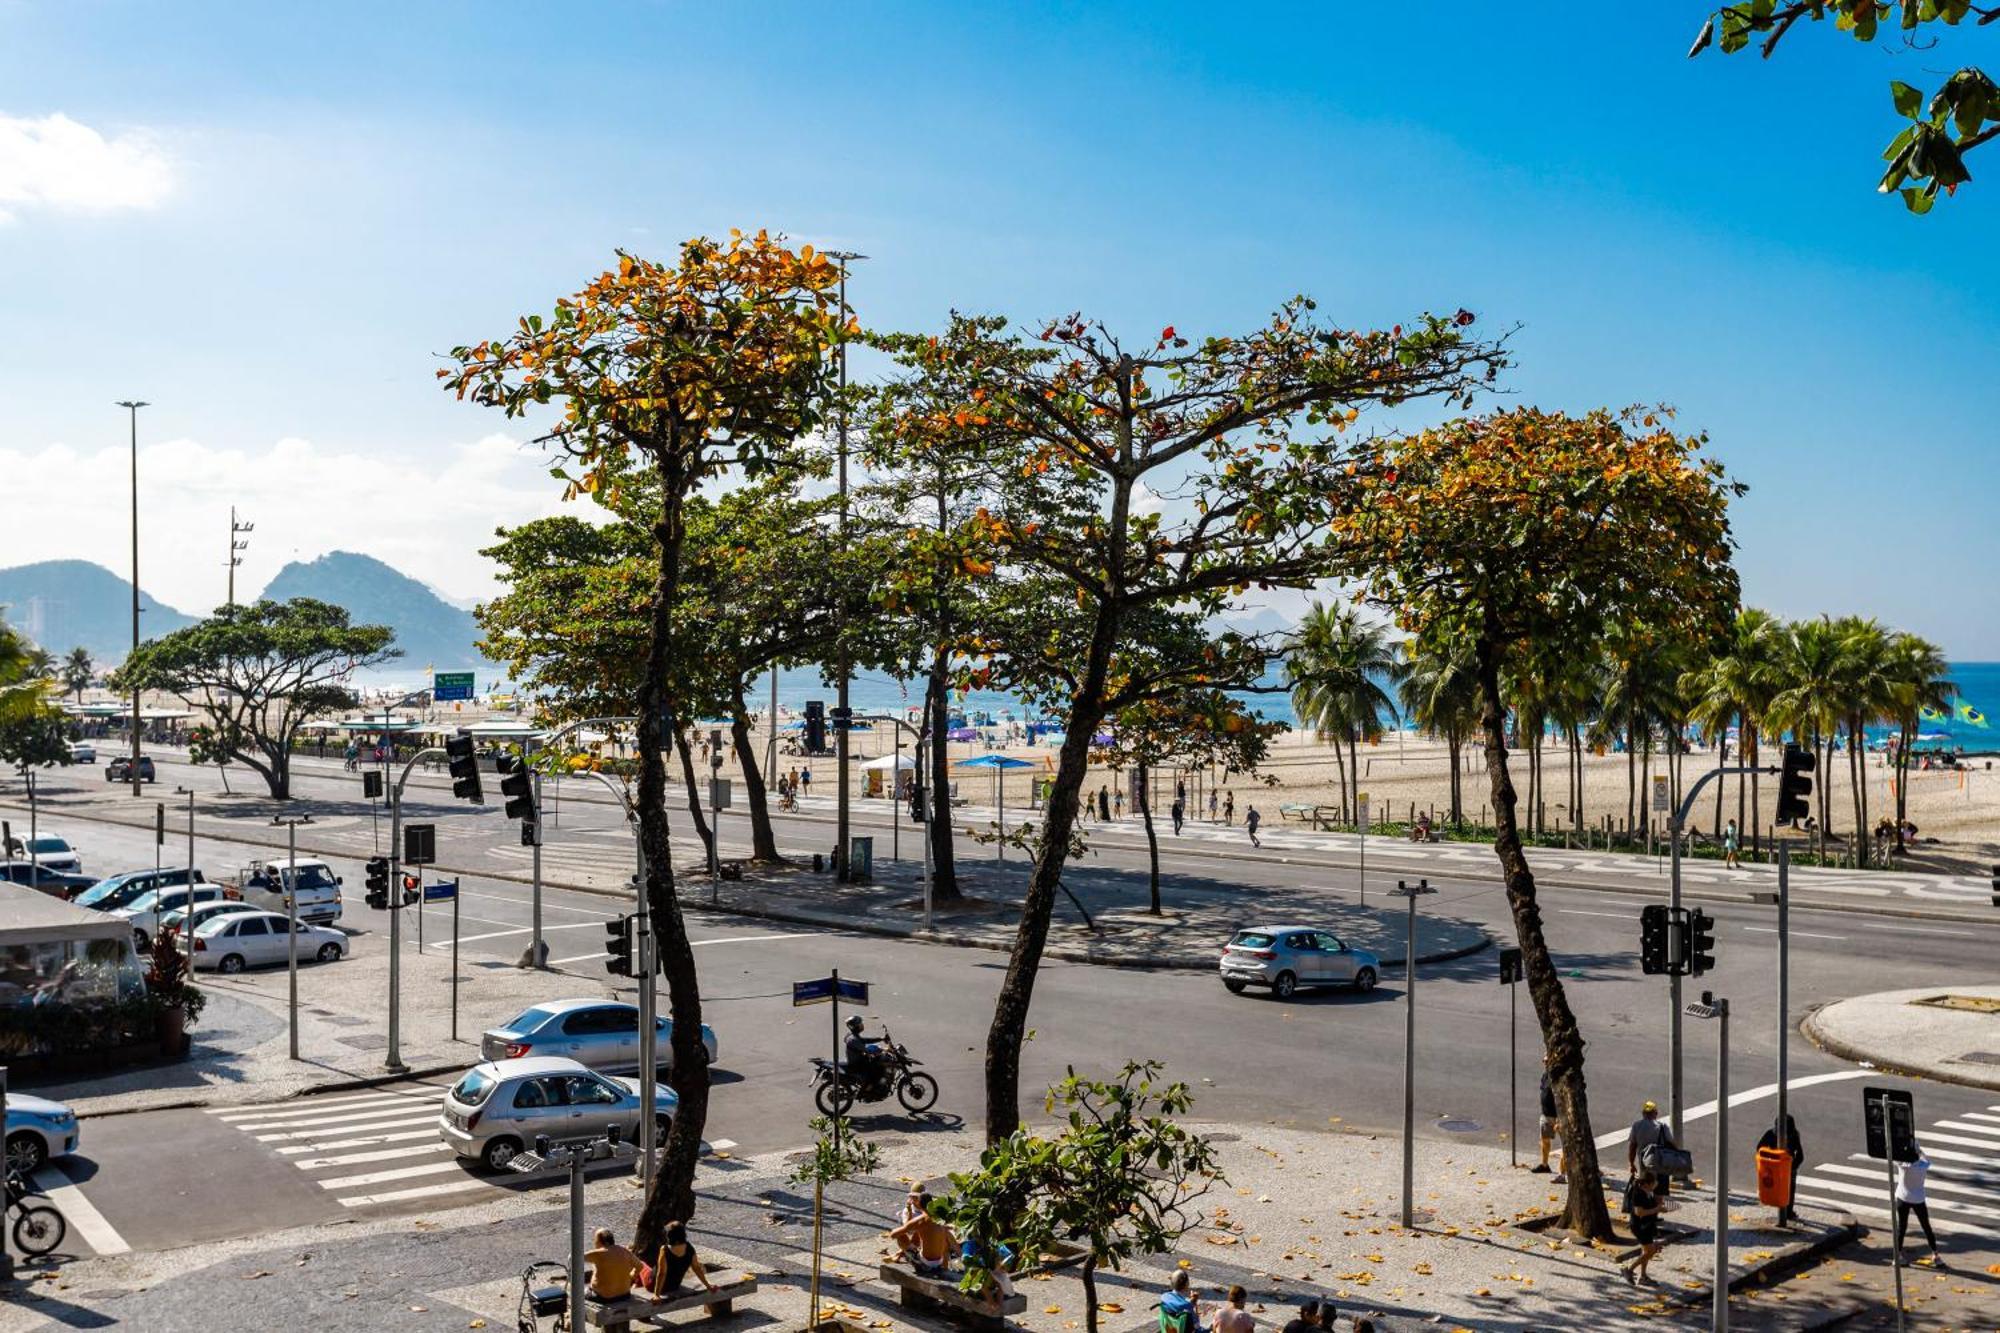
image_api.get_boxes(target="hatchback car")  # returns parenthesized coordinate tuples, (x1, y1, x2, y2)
(68, 740, 96, 764)
(159, 899, 265, 939)
(0, 861, 96, 896)
(5, 1092, 80, 1175)
(438, 1056, 678, 1172)
(11, 836, 82, 875)
(72, 865, 208, 908)
(190, 910, 348, 972)
(1219, 925, 1380, 999)
(481, 999, 719, 1074)
(118, 884, 236, 952)
(106, 754, 157, 783)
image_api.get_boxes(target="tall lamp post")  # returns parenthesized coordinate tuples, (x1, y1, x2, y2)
(227, 507, 253, 606)
(825, 249, 864, 881)
(271, 813, 312, 1061)
(118, 400, 149, 796)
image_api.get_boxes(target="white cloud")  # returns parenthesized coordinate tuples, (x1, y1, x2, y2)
(0, 112, 174, 222)
(0, 433, 581, 613)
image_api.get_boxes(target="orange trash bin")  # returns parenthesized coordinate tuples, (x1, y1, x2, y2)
(1756, 1145, 1793, 1206)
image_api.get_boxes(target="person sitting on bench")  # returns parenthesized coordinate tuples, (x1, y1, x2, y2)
(586, 1227, 647, 1301)
(886, 1193, 957, 1276)
(654, 1221, 718, 1296)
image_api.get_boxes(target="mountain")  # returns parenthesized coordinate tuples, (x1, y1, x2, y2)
(260, 551, 494, 673)
(0, 560, 198, 663)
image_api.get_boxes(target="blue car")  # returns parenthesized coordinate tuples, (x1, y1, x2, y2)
(6, 1092, 80, 1175)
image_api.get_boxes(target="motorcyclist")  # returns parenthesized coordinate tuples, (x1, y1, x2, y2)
(844, 1015, 888, 1095)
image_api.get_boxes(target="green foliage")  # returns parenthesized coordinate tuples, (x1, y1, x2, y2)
(60, 647, 93, 702)
(0, 709, 72, 772)
(788, 1114, 881, 1189)
(0, 622, 71, 772)
(144, 930, 206, 1025)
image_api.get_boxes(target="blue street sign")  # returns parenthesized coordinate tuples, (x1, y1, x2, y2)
(792, 975, 869, 1007)
(433, 672, 475, 702)
(424, 879, 459, 902)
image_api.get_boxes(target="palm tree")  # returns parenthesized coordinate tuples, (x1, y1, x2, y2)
(1683, 608, 1780, 852)
(1541, 655, 1599, 837)
(1829, 617, 1891, 861)
(60, 647, 93, 705)
(1287, 602, 1405, 823)
(1880, 632, 1953, 854)
(1399, 635, 1478, 825)
(1767, 617, 1849, 856)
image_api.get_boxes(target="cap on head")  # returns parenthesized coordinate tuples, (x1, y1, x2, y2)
(1642, 1100, 1658, 1113)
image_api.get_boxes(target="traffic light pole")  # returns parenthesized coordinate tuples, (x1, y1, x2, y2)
(384, 746, 447, 1074)
(569, 764, 656, 1182)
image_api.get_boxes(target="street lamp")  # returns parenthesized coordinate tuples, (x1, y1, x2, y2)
(118, 400, 149, 796)
(825, 249, 864, 882)
(1393, 877, 1438, 1229)
(1684, 991, 1731, 1333)
(271, 813, 312, 1061)
(228, 507, 253, 607)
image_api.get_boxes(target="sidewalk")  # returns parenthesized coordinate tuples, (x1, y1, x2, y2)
(1804, 983, 2000, 1092)
(0, 1119, 1861, 1332)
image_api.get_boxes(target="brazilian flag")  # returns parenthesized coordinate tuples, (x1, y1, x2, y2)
(1958, 702, 1990, 729)
(1920, 705, 1948, 722)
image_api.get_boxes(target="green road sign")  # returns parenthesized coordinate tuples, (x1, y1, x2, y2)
(433, 672, 475, 702)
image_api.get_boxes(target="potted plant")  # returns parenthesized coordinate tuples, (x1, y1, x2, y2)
(144, 930, 205, 1057)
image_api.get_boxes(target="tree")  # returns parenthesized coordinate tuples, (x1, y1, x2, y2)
(0, 623, 68, 776)
(905, 304, 1502, 1145)
(1683, 608, 1780, 854)
(1766, 616, 1849, 854)
(790, 1115, 880, 1330)
(1329, 405, 1741, 1240)
(1285, 601, 1404, 824)
(444, 232, 845, 1243)
(60, 648, 93, 705)
(1398, 636, 1479, 826)
(110, 599, 395, 799)
(1882, 630, 1953, 852)
(1691, 2, 2000, 211)
(943, 1062, 1219, 1333)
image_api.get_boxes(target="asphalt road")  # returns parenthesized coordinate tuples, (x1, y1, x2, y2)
(13, 754, 2000, 1291)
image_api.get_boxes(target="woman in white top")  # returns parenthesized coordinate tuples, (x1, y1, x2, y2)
(1893, 1143, 1946, 1268)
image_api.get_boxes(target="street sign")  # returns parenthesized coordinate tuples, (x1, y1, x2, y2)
(403, 823, 437, 865)
(363, 770, 383, 799)
(792, 976, 869, 1007)
(156, 802, 165, 845)
(709, 778, 733, 811)
(433, 671, 475, 702)
(1499, 946, 1523, 985)
(1651, 775, 1671, 814)
(1864, 1085, 1918, 1162)
(424, 878, 458, 902)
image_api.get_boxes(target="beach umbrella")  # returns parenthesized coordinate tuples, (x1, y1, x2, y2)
(959, 754, 1037, 862)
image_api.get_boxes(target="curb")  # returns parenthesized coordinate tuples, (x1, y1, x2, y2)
(1658, 1210, 1864, 1313)
(1801, 1007, 2000, 1094)
(72, 1062, 470, 1120)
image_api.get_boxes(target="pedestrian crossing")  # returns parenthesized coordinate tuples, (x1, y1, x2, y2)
(205, 1087, 505, 1212)
(1794, 1102, 2000, 1246)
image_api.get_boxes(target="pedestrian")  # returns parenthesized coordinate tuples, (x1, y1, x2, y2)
(801, 765, 812, 797)
(1159, 1268, 1206, 1333)
(1214, 1286, 1254, 1333)
(343, 741, 359, 772)
(1722, 818, 1740, 869)
(1176, 777, 1187, 806)
(1245, 805, 1262, 847)
(1894, 1142, 1947, 1268)
(1627, 1099, 1676, 1196)
(1208, 789, 1219, 822)
(1621, 1170, 1666, 1286)
(1757, 1113, 1803, 1226)
(1278, 1299, 1319, 1333)
(1313, 1300, 1338, 1331)
(1533, 1060, 1564, 1180)
(1171, 797, 1185, 836)
(1114, 787, 1125, 818)
(1099, 786, 1111, 822)
(1223, 790, 1234, 825)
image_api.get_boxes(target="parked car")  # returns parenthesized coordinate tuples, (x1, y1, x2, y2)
(227, 858, 343, 926)
(7, 835, 82, 875)
(118, 884, 237, 952)
(437, 1056, 677, 1172)
(5, 1092, 79, 1175)
(72, 865, 207, 909)
(0, 861, 96, 896)
(105, 754, 157, 783)
(189, 910, 348, 973)
(158, 899, 265, 940)
(1218, 925, 1380, 999)
(67, 740, 96, 764)
(480, 998, 719, 1073)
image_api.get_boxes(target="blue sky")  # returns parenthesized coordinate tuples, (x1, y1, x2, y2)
(3, 3, 1997, 654)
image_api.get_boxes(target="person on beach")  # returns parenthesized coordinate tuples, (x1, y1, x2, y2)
(1722, 819, 1740, 869)
(1894, 1143, 1946, 1267)
(1208, 790, 1219, 822)
(1159, 1269, 1205, 1333)
(1214, 1286, 1254, 1333)
(1171, 797, 1185, 836)
(1621, 1171, 1665, 1286)
(1223, 790, 1234, 825)
(1244, 805, 1262, 846)
(800, 765, 812, 797)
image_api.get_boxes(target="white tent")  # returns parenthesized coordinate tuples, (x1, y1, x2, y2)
(860, 754, 916, 771)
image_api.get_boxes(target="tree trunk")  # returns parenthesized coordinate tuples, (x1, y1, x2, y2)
(1139, 760, 1162, 915)
(633, 453, 710, 1248)
(1081, 1255, 1101, 1333)
(1849, 715, 1868, 866)
(925, 645, 962, 901)
(730, 689, 780, 862)
(1347, 735, 1362, 828)
(1894, 719, 1912, 851)
(1625, 719, 1636, 840)
(1330, 733, 1350, 823)
(675, 728, 713, 864)
(1746, 722, 1760, 858)
(1473, 625, 1614, 1240)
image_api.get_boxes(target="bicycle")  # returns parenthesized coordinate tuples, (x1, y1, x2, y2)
(5, 1167, 66, 1258)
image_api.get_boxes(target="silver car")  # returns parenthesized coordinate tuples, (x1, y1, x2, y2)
(437, 1056, 678, 1172)
(190, 910, 348, 972)
(1219, 924, 1380, 999)
(481, 998, 719, 1073)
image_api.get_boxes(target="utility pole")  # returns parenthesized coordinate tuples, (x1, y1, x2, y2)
(118, 400, 148, 797)
(826, 249, 864, 882)
(272, 813, 311, 1061)
(1775, 844, 1790, 1164)
(227, 506, 253, 607)
(1685, 991, 1731, 1333)
(1395, 877, 1437, 1228)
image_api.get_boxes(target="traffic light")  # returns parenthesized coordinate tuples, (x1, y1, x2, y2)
(496, 753, 538, 849)
(445, 731, 483, 804)
(804, 700, 826, 754)
(364, 856, 390, 910)
(1776, 742, 1816, 826)
(1687, 908, 1717, 977)
(1640, 904, 1671, 975)
(604, 914, 633, 977)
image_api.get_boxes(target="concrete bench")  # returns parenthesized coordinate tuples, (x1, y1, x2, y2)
(877, 1262, 1025, 1332)
(581, 1271, 758, 1331)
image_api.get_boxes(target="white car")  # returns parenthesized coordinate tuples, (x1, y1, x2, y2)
(67, 740, 96, 764)
(191, 910, 348, 973)
(10, 835, 82, 875)
(116, 883, 236, 952)
(231, 858, 344, 927)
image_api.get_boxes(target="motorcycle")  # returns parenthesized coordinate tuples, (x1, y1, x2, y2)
(809, 1026, 940, 1116)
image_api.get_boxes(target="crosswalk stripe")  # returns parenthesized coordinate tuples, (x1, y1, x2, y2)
(277, 1129, 440, 1155)
(231, 1100, 445, 1132)
(316, 1159, 467, 1190)
(1794, 1192, 2000, 1242)
(1809, 1163, 2000, 1202)
(219, 1093, 440, 1124)
(1908, 1129, 2000, 1156)
(291, 1142, 454, 1170)
(209, 1088, 435, 1116)
(336, 1176, 494, 1208)
(1858, 1145, 2000, 1172)
(1958, 1110, 2000, 1125)
(1794, 1175, 2000, 1225)
(258, 1104, 442, 1136)
(1932, 1119, 2000, 1142)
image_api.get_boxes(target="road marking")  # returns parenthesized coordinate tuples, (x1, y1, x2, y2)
(1590, 1070, 1872, 1149)
(277, 1129, 439, 1154)
(692, 932, 818, 947)
(255, 1114, 440, 1142)
(209, 1088, 431, 1115)
(1741, 926, 1848, 940)
(1793, 1191, 2000, 1242)
(316, 1158, 466, 1190)
(427, 920, 603, 949)
(1794, 1174, 2000, 1225)
(1932, 1119, 2000, 1143)
(32, 1164, 129, 1256)
(336, 1176, 493, 1208)
(1557, 909, 1633, 920)
(230, 1099, 445, 1132)
(291, 1142, 453, 1169)
(218, 1093, 436, 1123)
(550, 950, 605, 966)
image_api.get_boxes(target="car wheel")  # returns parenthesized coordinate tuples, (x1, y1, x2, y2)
(132, 929, 150, 953)
(219, 953, 247, 974)
(480, 1136, 522, 1172)
(1353, 967, 1378, 993)
(654, 1113, 673, 1142)
(6, 1130, 48, 1176)
(316, 942, 342, 963)
(1272, 970, 1297, 1000)
(1222, 978, 1247, 994)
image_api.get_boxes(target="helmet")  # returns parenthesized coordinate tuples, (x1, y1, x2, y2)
(846, 1015, 865, 1034)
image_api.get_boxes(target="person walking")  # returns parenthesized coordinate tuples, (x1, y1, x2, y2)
(800, 765, 812, 798)
(1244, 805, 1262, 847)
(1533, 1060, 1564, 1180)
(1171, 797, 1185, 836)
(1627, 1099, 1675, 1196)
(1207, 789, 1219, 823)
(1620, 1171, 1666, 1286)
(1722, 818, 1741, 869)
(1894, 1143, 1947, 1267)
(1223, 790, 1234, 825)
(1099, 785, 1111, 822)
(1114, 787, 1125, 819)
(1176, 777, 1187, 807)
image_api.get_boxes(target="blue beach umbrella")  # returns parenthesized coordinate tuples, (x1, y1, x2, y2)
(959, 754, 1036, 862)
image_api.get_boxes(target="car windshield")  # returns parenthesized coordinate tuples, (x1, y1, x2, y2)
(1232, 931, 1275, 948)
(451, 1069, 498, 1107)
(26, 838, 69, 854)
(502, 1005, 559, 1033)
(125, 889, 163, 911)
(287, 865, 337, 889)
(75, 875, 138, 907)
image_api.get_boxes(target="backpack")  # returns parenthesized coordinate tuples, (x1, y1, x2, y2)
(1160, 1308, 1192, 1333)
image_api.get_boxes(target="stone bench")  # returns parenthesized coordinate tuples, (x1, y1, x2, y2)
(877, 1262, 1025, 1332)
(581, 1271, 758, 1332)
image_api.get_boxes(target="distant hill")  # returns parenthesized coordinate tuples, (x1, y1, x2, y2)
(0, 560, 197, 664)
(261, 551, 494, 673)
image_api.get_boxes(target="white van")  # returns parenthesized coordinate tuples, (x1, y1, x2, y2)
(231, 858, 344, 927)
